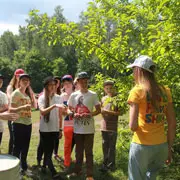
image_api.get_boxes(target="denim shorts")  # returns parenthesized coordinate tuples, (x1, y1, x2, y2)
(128, 142, 168, 180)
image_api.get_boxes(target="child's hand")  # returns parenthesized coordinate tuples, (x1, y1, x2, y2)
(101, 109, 108, 115)
(0, 112, 19, 121)
(59, 131, 63, 139)
(74, 113, 80, 119)
(55, 104, 66, 109)
(74, 113, 91, 119)
(22, 104, 31, 110)
(82, 113, 91, 118)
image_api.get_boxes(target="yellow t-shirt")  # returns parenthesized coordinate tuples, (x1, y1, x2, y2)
(11, 89, 32, 125)
(127, 85, 172, 145)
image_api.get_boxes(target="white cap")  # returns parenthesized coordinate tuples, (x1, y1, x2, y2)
(127, 55, 155, 73)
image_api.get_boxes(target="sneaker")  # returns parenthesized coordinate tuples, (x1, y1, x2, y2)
(21, 169, 33, 177)
(86, 177, 94, 180)
(67, 171, 82, 179)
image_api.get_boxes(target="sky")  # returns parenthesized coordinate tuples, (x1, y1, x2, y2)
(0, 0, 90, 35)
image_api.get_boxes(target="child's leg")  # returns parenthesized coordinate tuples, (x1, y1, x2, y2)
(53, 132, 60, 155)
(37, 131, 44, 165)
(147, 143, 168, 180)
(84, 134, 94, 177)
(128, 143, 150, 180)
(74, 133, 84, 174)
(64, 127, 73, 167)
(21, 124, 32, 171)
(101, 131, 109, 166)
(108, 131, 117, 169)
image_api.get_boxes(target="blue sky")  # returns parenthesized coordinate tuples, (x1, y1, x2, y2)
(0, 0, 90, 35)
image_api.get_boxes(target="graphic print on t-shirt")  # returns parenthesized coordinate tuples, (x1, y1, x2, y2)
(74, 95, 91, 126)
(145, 91, 167, 124)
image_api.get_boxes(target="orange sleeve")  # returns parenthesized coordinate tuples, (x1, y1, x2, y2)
(127, 86, 142, 104)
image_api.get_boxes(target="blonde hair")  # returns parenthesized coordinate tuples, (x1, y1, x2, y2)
(133, 66, 164, 111)
(9, 75, 19, 90)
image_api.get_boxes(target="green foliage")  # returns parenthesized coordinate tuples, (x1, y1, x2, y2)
(90, 72, 130, 115)
(116, 128, 132, 164)
(52, 57, 67, 77)
(0, 1, 179, 178)
(0, 57, 15, 91)
(24, 49, 53, 92)
(0, 31, 18, 60)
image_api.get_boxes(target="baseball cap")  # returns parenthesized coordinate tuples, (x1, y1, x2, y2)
(127, 55, 155, 73)
(103, 80, 114, 87)
(19, 74, 31, 80)
(77, 72, 89, 80)
(43, 76, 58, 87)
(14, 69, 25, 76)
(62, 75, 73, 82)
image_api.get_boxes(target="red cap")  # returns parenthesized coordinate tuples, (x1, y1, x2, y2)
(14, 69, 25, 76)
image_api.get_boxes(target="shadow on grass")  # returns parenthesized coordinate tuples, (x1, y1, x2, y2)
(21, 158, 128, 180)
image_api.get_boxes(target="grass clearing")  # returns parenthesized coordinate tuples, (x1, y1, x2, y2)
(1, 111, 179, 179)
(0, 111, 128, 180)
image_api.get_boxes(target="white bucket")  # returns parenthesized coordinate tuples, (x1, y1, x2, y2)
(0, 154, 20, 180)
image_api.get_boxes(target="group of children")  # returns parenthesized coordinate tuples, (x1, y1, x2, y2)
(0, 70, 120, 180)
(0, 55, 176, 180)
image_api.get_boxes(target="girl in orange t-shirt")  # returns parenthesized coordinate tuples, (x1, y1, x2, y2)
(127, 55, 176, 180)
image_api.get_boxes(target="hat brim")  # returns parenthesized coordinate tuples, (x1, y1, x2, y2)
(126, 64, 153, 73)
(126, 64, 134, 68)
(77, 77, 89, 80)
(19, 74, 31, 80)
(62, 78, 73, 82)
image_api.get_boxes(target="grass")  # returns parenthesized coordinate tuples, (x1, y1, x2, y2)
(0, 111, 128, 180)
(1, 111, 179, 180)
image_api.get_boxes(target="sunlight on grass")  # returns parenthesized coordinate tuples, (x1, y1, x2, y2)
(0, 112, 128, 179)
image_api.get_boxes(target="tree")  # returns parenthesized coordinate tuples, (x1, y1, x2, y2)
(23, 49, 53, 92)
(0, 31, 19, 60)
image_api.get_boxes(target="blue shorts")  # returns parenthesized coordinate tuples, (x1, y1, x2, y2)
(128, 142, 168, 180)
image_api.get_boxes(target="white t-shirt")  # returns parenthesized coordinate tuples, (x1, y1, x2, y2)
(38, 94, 62, 132)
(0, 91, 8, 132)
(68, 90, 99, 134)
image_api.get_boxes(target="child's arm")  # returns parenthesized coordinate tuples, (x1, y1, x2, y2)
(0, 104, 8, 113)
(91, 104, 101, 116)
(101, 109, 120, 116)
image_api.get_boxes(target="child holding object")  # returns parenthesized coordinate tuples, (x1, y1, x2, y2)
(100, 80, 120, 172)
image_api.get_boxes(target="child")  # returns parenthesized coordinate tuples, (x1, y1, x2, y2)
(60, 75, 75, 171)
(10, 74, 37, 177)
(68, 72, 101, 180)
(38, 76, 65, 179)
(100, 80, 120, 172)
(127, 55, 176, 180)
(6, 68, 25, 154)
(0, 74, 8, 145)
